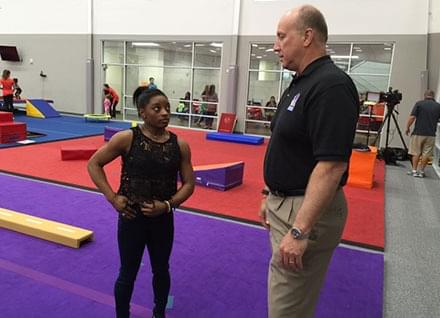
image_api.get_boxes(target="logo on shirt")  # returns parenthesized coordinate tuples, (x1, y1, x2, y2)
(287, 93, 300, 112)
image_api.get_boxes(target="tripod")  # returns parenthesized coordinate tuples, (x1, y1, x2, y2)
(372, 102, 408, 164)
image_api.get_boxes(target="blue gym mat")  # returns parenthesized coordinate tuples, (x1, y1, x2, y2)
(29, 99, 61, 118)
(0, 113, 131, 148)
(206, 132, 264, 145)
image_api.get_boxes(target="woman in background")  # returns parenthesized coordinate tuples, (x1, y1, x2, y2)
(1, 70, 15, 112)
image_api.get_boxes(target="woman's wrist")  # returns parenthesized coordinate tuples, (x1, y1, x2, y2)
(163, 200, 172, 214)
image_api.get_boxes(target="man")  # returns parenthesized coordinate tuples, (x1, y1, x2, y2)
(259, 5, 359, 317)
(405, 89, 440, 177)
(148, 77, 157, 90)
(103, 83, 119, 118)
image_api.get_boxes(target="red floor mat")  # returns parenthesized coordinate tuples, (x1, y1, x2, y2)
(0, 128, 384, 249)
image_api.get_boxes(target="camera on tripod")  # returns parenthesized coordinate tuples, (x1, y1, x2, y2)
(379, 87, 402, 107)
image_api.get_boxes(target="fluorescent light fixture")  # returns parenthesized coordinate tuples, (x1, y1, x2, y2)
(132, 42, 159, 47)
(251, 53, 256, 56)
(331, 55, 358, 59)
(265, 48, 274, 52)
(256, 56, 262, 59)
(184, 44, 192, 48)
(209, 49, 216, 53)
(210, 42, 223, 48)
(384, 47, 392, 51)
(195, 43, 205, 47)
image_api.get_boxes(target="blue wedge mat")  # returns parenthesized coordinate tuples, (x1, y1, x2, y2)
(206, 132, 264, 145)
(29, 99, 61, 118)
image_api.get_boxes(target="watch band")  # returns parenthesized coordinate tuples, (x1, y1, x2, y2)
(290, 226, 309, 240)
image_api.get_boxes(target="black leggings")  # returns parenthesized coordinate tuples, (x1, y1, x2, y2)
(114, 213, 174, 318)
(3, 94, 13, 112)
(111, 101, 119, 118)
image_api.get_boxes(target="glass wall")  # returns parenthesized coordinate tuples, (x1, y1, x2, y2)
(245, 42, 394, 140)
(102, 41, 222, 129)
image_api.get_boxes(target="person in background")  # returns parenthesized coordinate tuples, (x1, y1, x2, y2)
(13, 78, 22, 99)
(203, 84, 218, 129)
(103, 84, 120, 118)
(177, 91, 191, 113)
(148, 77, 158, 90)
(196, 85, 209, 127)
(259, 5, 358, 317)
(265, 95, 278, 122)
(88, 87, 195, 318)
(405, 89, 440, 178)
(103, 95, 112, 117)
(1, 70, 15, 112)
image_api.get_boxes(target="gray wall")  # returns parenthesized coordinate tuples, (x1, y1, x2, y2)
(428, 33, 440, 95)
(0, 35, 89, 114)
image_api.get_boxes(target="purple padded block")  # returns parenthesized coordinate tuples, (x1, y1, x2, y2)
(104, 126, 123, 141)
(195, 162, 244, 191)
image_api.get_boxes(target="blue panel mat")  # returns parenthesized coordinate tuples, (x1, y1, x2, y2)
(206, 132, 264, 145)
(0, 114, 131, 148)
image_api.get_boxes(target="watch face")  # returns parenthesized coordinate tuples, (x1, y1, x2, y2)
(291, 228, 301, 239)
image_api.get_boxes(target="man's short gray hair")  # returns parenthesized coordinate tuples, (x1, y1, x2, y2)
(296, 5, 328, 43)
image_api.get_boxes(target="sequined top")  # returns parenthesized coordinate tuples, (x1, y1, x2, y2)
(117, 126, 181, 206)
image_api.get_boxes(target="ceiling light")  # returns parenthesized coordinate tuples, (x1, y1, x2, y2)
(256, 56, 262, 59)
(210, 42, 223, 48)
(209, 49, 216, 53)
(184, 44, 192, 48)
(252, 44, 258, 47)
(384, 47, 392, 51)
(195, 43, 205, 47)
(132, 42, 159, 47)
(265, 48, 274, 52)
(331, 55, 358, 59)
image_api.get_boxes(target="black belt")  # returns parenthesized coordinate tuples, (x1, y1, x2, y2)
(269, 188, 305, 197)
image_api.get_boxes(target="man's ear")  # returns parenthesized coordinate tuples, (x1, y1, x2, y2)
(303, 28, 314, 47)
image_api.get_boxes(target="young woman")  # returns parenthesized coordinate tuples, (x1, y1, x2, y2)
(1, 70, 15, 112)
(88, 87, 195, 318)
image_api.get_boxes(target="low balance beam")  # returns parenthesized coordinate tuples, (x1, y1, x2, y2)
(0, 208, 94, 248)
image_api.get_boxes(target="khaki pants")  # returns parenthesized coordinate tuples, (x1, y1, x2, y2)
(267, 189, 348, 318)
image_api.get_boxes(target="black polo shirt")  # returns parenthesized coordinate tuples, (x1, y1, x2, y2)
(264, 55, 359, 196)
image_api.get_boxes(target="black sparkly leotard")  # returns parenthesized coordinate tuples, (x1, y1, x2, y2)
(117, 126, 181, 211)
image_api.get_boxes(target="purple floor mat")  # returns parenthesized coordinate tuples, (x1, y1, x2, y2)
(0, 173, 383, 317)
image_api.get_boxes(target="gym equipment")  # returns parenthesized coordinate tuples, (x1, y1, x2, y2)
(84, 114, 111, 122)
(0, 207, 93, 248)
(193, 161, 244, 191)
(60, 147, 98, 160)
(206, 132, 263, 145)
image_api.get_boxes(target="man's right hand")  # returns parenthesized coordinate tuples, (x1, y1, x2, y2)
(258, 197, 270, 229)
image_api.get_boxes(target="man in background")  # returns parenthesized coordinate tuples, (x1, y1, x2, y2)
(406, 89, 440, 177)
(148, 77, 157, 90)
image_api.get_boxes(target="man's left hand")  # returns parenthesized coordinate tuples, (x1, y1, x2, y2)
(279, 232, 308, 271)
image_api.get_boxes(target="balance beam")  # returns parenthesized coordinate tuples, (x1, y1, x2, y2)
(0, 208, 93, 248)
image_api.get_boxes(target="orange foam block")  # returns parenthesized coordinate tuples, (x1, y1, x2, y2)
(347, 147, 377, 189)
(61, 147, 98, 160)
